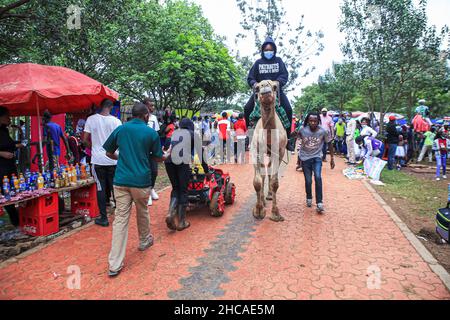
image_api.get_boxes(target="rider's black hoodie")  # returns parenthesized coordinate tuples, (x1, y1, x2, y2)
(247, 37, 289, 89)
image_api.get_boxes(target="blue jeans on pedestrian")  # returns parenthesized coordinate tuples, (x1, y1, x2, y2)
(302, 157, 323, 204)
(436, 152, 447, 178)
(388, 144, 398, 170)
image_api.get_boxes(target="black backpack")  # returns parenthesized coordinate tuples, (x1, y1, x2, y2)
(436, 201, 450, 243)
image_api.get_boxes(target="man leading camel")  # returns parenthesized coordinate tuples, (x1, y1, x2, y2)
(298, 112, 335, 213)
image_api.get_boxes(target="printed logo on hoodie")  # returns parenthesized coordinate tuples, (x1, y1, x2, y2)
(259, 63, 280, 74)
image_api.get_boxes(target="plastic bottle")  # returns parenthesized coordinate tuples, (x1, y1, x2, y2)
(75, 164, 81, 181)
(80, 164, 87, 180)
(13, 174, 19, 190)
(24, 169, 30, 191)
(54, 172, 60, 189)
(19, 174, 26, 192)
(37, 173, 44, 190)
(2, 176, 10, 201)
(65, 168, 70, 186)
(10, 179, 16, 197)
(71, 165, 77, 183)
(86, 163, 91, 178)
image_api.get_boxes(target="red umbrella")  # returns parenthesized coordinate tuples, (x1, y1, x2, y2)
(0, 63, 119, 116)
(0, 63, 119, 171)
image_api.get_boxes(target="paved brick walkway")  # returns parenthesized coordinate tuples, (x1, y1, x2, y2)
(0, 157, 449, 300)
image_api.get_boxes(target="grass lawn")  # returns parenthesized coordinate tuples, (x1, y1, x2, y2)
(378, 169, 447, 218)
(374, 168, 450, 272)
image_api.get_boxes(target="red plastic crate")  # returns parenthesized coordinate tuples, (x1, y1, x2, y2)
(71, 184, 99, 218)
(71, 201, 100, 218)
(71, 184, 97, 202)
(20, 211, 59, 237)
(19, 192, 59, 218)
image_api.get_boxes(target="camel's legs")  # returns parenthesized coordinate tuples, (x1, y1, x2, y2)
(253, 157, 266, 220)
(269, 167, 284, 222)
(266, 159, 273, 201)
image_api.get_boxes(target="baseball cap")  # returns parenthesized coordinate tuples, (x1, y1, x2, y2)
(321, 108, 328, 112)
(389, 115, 396, 121)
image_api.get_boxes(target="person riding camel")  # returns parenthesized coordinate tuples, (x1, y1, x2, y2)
(244, 37, 294, 151)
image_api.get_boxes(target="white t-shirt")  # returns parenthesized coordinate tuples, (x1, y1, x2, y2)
(147, 114, 160, 131)
(84, 114, 122, 166)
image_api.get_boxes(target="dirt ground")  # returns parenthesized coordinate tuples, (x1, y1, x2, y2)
(375, 166, 450, 273)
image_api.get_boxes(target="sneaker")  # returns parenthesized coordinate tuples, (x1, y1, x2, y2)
(436, 177, 441, 181)
(138, 235, 154, 252)
(95, 217, 109, 227)
(147, 196, 153, 206)
(306, 199, 313, 208)
(108, 264, 124, 278)
(444, 175, 448, 179)
(151, 189, 159, 201)
(317, 203, 325, 213)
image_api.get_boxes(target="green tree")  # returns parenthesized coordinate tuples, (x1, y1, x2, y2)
(293, 83, 328, 115)
(340, 0, 448, 131)
(0, 0, 243, 114)
(318, 62, 359, 112)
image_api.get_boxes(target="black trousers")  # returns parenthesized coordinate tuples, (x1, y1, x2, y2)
(92, 165, 116, 218)
(244, 91, 293, 128)
(165, 162, 191, 206)
(150, 159, 158, 189)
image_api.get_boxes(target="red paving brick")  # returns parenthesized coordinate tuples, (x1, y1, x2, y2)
(0, 156, 449, 300)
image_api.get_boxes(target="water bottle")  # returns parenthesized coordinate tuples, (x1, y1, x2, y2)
(29, 173, 36, 191)
(19, 174, 26, 192)
(75, 164, 81, 181)
(2, 176, 10, 201)
(86, 163, 91, 178)
(25, 170, 31, 191)
(10, 180, 16, 197)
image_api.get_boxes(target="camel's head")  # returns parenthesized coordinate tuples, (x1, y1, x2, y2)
(255, 80, 278, 109)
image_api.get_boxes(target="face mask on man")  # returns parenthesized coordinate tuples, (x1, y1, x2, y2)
(264, 51, 274, 60)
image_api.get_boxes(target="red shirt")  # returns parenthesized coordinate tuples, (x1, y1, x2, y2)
(218, 119, 231, 141)
(234, 119, 247, 137)
(438, 138, 448, 154)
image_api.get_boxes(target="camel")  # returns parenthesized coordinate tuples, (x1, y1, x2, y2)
(250, 80, 288, 222)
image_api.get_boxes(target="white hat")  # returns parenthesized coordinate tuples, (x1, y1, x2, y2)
(321, 108, 328, 112)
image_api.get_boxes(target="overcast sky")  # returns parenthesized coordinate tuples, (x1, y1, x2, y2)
(193, 0, 450, 98)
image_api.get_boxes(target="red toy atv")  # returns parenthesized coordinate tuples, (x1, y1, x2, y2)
(187, 166, 236, 217)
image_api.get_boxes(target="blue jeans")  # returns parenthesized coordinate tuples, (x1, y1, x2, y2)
(388, 144, 398, 170)
(436, 152, 447, 177)
(302, 157, 323, 204)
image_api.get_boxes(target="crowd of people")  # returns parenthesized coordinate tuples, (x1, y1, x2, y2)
(2, 33, 448, 278)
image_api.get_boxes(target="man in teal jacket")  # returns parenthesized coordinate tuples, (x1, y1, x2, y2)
(103, 102, 168, 277)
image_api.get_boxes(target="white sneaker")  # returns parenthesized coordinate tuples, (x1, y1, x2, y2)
(147, 196, 153, 206)
(444, 176, 448, 179)
(151, 189, 159, 200)
(436, 177, 441, 181)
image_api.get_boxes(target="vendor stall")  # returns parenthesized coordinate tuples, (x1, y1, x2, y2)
(0, 63, 119, 237)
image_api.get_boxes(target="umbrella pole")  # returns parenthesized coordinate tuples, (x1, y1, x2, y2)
(36, 97, 44, 173)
